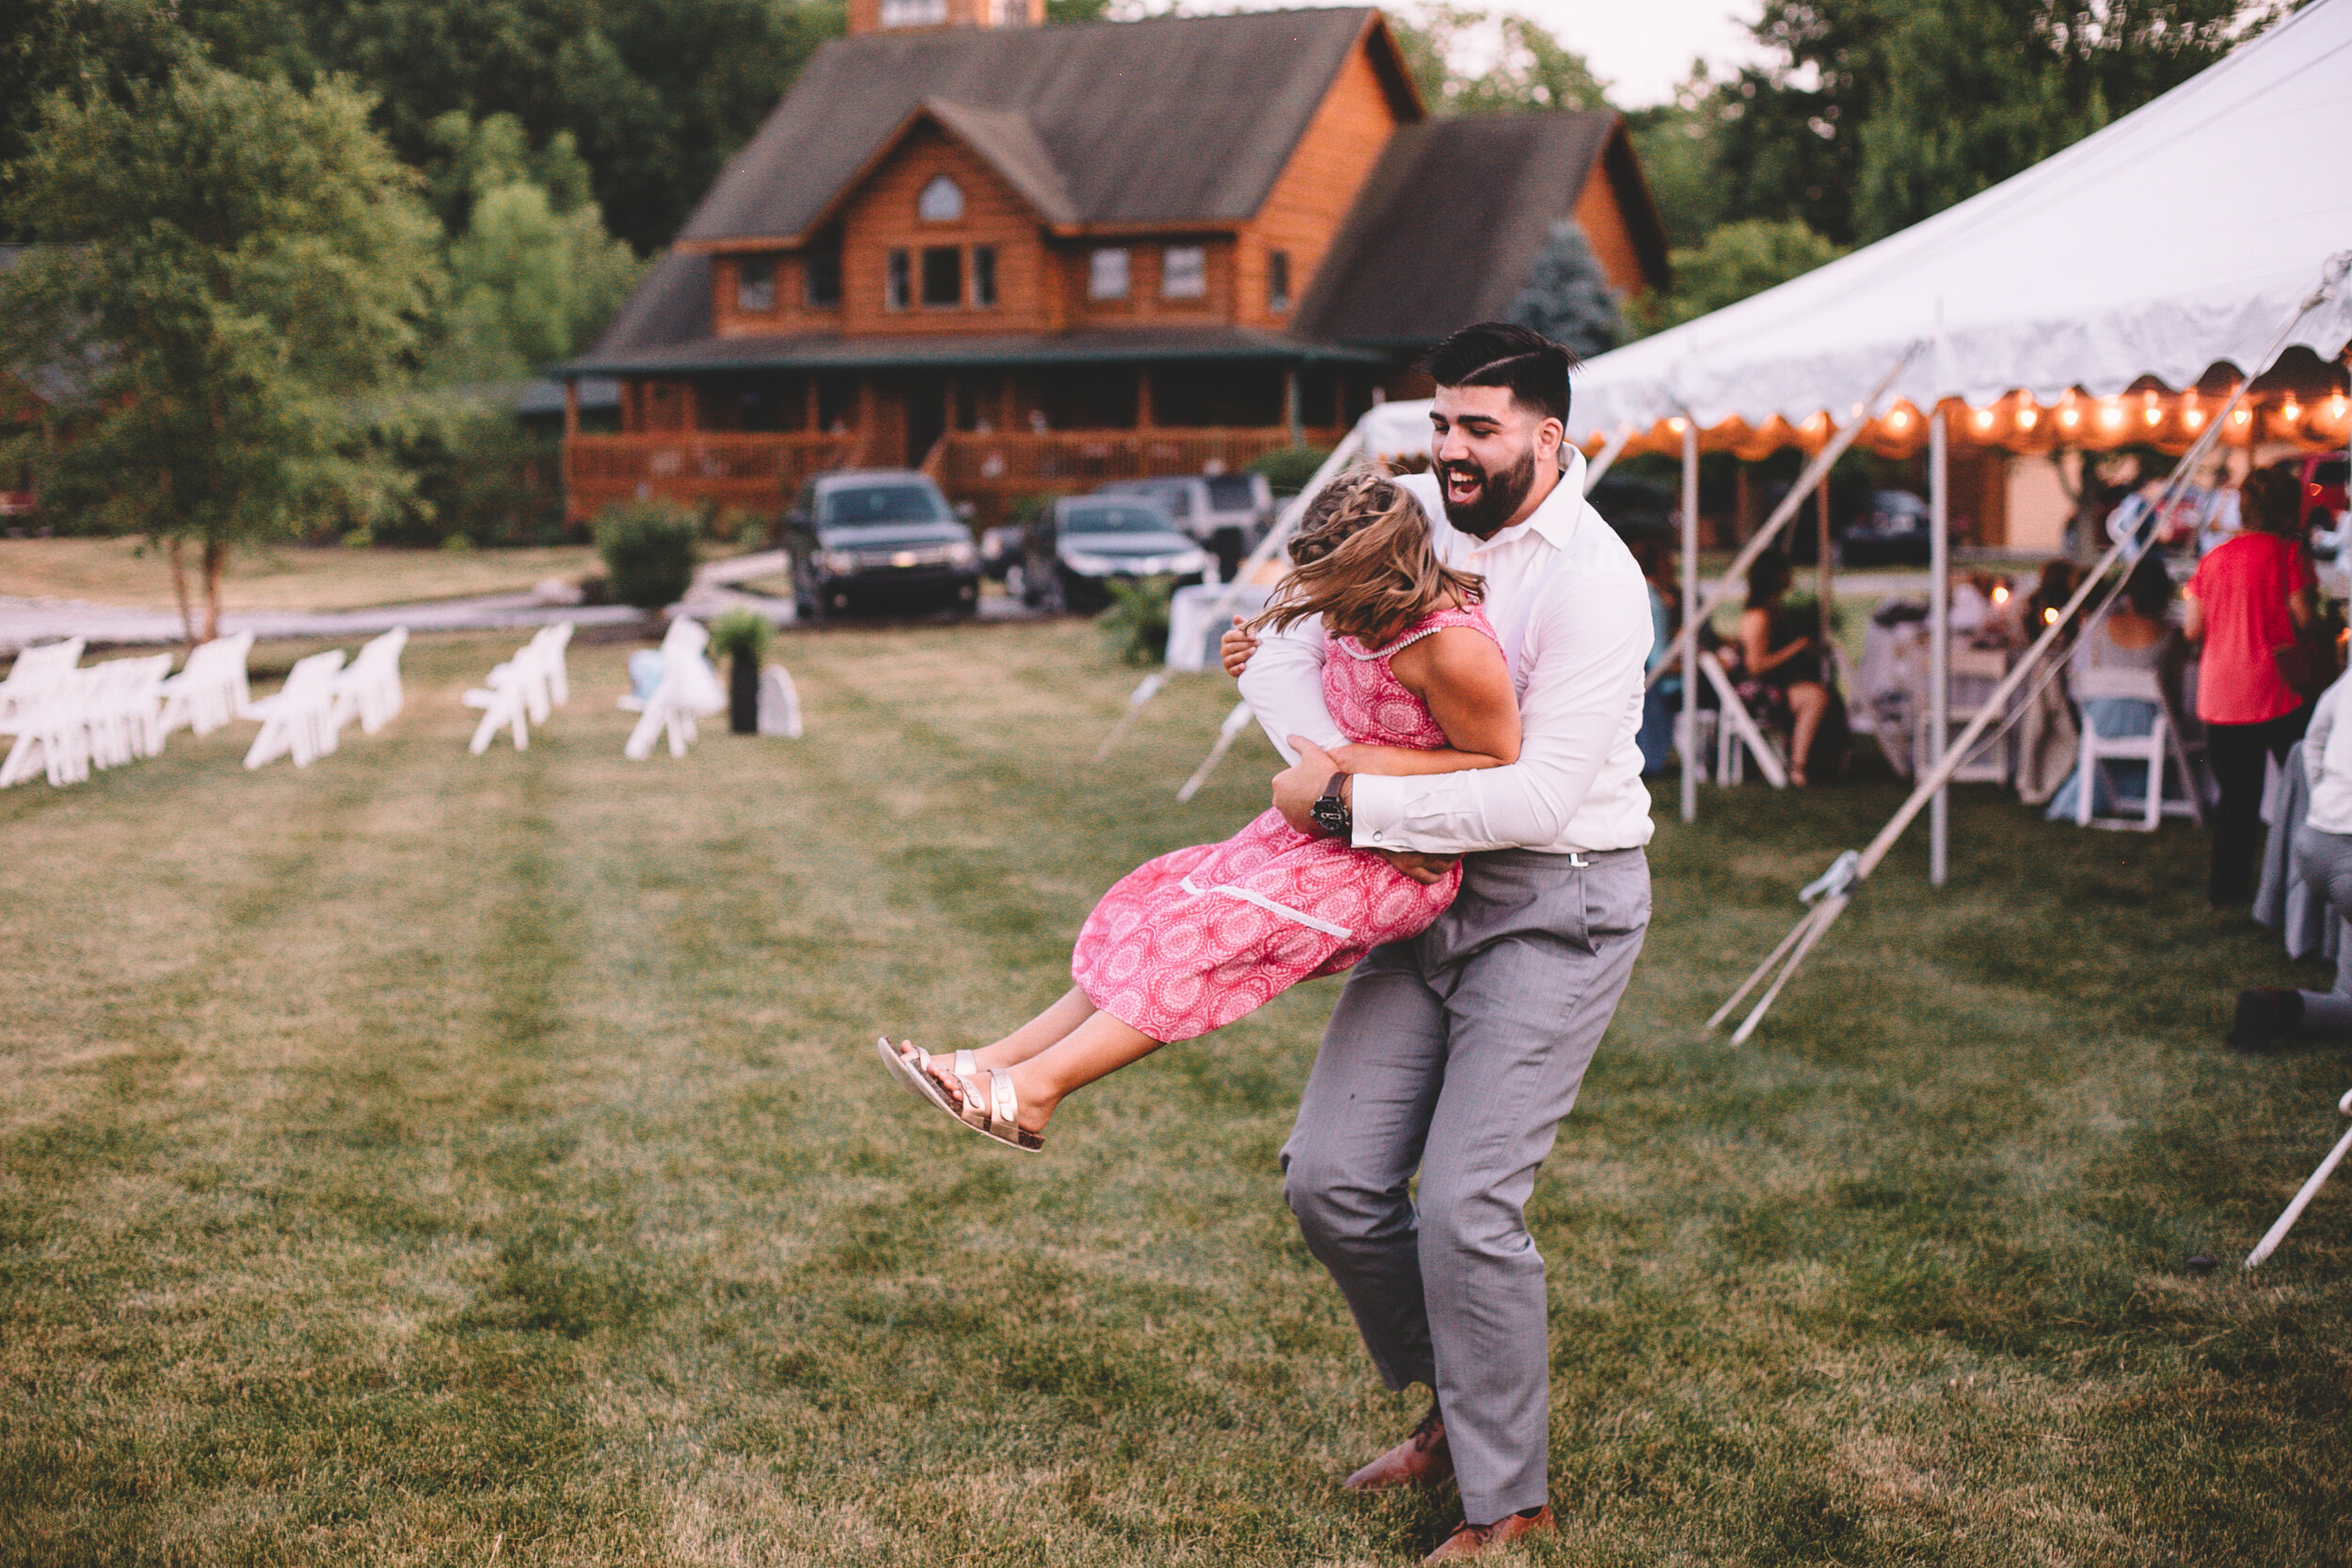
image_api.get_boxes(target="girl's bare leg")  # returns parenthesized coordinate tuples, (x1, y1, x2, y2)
(999, 1010, 1163, 1136)
(913, 986, 1096, 1097)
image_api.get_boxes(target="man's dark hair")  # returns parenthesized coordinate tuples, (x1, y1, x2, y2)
(1425, 321, 1574, 425)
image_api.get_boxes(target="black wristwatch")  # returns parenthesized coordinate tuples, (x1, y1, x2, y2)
(1311, 770, 1352, 838)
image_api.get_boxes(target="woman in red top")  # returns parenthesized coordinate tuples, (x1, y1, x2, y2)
(2185, 464, 2317, 904)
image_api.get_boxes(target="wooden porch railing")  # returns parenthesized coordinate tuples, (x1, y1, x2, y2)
(564, 432, 865, 521)
(926, 427, 1344, 498)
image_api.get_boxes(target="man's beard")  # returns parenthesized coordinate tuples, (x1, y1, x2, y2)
(1439, 445, 1538, 538)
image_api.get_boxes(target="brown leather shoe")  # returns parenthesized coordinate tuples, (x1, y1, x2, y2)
(1343, 1404, 1453, 1492)
(1422, 1505, 1555, 1561)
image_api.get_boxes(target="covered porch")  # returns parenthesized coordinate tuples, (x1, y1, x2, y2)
(556, 329, 1393, 525)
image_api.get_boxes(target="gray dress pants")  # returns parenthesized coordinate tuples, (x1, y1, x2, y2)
(2292, 823, 2352, 1026)
(1280, 846, 1650, 1524)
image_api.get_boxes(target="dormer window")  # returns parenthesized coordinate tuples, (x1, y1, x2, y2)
(1162, 245, 1206, 299)
(736, 257, 776, 312)
(918, 175, 964, 223)
(1089, 247, 1130, 301)
(880, 0, 946, 24)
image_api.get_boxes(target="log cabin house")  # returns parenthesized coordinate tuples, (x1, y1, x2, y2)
(555, 3, 1669, 525)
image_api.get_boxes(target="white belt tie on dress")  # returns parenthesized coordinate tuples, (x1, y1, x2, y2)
(1180, 876, 1355, 941)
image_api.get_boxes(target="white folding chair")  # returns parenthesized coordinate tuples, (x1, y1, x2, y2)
(2072, 665, 2199, 831)
(1916, 646, 2013, 785)
(84, 654, 171, 767)
(466, 660, 532, 753)
(244, 649, 346, 768)
(0, 668, 94, 787)
(1694, 650, 1789, 788)
(620, 617, 723, 761)
(330, 626, 409, 737)
(158, 631, 257, 738)
(0, 638, 86, 731)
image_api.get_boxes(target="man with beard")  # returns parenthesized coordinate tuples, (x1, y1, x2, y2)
(1219, 321, 1653, 1561)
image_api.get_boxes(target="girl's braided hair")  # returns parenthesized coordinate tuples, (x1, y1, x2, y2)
(1247, 469, 1485, 645)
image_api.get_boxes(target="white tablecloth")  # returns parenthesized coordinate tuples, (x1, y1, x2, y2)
(1165, 582, 1274, 672)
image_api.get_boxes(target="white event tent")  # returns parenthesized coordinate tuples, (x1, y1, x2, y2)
(1297, 0, 2352, 874)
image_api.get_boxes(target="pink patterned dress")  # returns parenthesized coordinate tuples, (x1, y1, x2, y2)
(1071, 604, 1498, 1041)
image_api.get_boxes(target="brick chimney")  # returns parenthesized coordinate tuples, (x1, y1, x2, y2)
(848, 0, 1045, 35)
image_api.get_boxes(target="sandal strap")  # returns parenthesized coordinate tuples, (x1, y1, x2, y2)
(985, 1068, 1021, 1139)
(951, 1069, 991, 1129)
(953, 1050, 977, 1076)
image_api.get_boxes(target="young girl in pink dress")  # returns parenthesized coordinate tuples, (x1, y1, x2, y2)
(875, 470, 1521, 1151)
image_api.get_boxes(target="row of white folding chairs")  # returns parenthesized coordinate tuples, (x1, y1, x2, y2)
(466, 622, 574, 753)
(241, 628, 411, 768)
(0, 652, 175, 787)
(0, 638, 87, 730)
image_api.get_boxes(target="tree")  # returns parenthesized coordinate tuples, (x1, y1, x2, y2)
(1388, 6, 1613, 116)
(0, 65, 441, 640)
(1505, 224, 1622, 360)
(1629, 218, 1844, 336)
(0, 0, 196, 243)
(424, 112, 644, 383)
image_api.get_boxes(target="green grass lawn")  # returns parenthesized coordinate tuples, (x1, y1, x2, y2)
(5, 621, 2351, 1565)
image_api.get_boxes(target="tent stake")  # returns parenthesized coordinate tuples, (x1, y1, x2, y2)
(1731, 894, 1848, 1046)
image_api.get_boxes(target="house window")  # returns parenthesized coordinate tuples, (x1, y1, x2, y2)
(1268, 249, 1292, 313)
(972, 245, 998, 308)
(921, 245, 962, 308)
(880, 0, 946, 24)
(918, 175, 964, 223)
(885, 249, 911, 311)
(804, 246, 841, 309)
(1089, 247, 1130, 301)
(1162, 245, 1206, 299)
(736, 257, 776, 312)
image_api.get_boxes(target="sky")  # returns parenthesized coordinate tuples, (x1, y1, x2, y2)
(1211, 0, 1770, 108)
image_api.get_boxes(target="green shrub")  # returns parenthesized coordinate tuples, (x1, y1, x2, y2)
(594, 501, 700, 610)
(1099, 575, 1175, 666)
(708, 608, 773, 663)
(1246, 444, 1332, 496)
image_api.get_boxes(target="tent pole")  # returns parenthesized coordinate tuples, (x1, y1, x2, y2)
(1929, 403, 1950, 887)
(1648, 345, 1924, 694)
(1680, 416, 1700, 825)
(1582, 420, 1641, 494)
(1817, 478, 1835, 651)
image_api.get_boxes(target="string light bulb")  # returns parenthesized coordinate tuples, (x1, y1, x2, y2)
(2042, 607, 2059, 626)
(1667, 416, 1688, 434)
(2282, 399, 2304, 423)
(2098, 397, 2124, 431)
(1972, 406, 1995, 433)
(2018, 405, 2040, 431)
(1887, 406, 1913, 432)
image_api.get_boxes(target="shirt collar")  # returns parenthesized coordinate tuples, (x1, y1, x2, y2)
(1451, 448, 1591, 559)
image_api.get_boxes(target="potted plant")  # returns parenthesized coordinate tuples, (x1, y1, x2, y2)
(707, 609, 774, 734)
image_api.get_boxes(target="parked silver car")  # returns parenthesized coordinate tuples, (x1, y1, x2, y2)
(1018, 496, 1212, 611)
(1097, 471, 1271, 578)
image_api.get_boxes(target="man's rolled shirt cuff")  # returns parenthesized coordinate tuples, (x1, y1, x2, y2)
(1349, 772, 1410, 850)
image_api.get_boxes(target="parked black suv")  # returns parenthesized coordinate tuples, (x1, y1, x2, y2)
(785, 470, 980, 620)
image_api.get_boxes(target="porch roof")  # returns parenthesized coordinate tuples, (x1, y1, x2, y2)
(555, 325, 1393, 377)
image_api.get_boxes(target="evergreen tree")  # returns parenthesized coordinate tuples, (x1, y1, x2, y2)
(1505, 224, 1622, 360)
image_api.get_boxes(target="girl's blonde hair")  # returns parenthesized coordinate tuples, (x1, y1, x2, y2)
(1246, 469, 1483, 645)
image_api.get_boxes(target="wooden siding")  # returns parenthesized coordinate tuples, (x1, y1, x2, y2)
(840, 125, 1052, 337)
(565, 431, 864, 521)
(1053, 238, 1235, 327)
(1238, 27, 1412, 330)
(1573, 160, 1650, 299)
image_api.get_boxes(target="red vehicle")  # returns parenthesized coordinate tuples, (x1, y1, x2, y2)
(2302, 452, 2348, 530)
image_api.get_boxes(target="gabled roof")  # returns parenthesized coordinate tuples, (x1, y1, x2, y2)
(1293, 112, 1667, 348)
(800, 99, 1080, 234)
(679, 7, 1418, 244)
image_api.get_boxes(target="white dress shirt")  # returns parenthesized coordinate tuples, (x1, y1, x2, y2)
(1238, 451, 1655, 856)
(2305, 672, 2352, 835)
